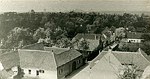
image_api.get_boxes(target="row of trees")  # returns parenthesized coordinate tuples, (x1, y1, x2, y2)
(0, 11, 150, 49)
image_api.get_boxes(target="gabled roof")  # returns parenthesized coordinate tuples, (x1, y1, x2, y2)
(112, 49, 150, 70)
(55, 49, 82, 67)
(22, 43, 44, 50)
(72, 33, 101, 42)
(18, 49, 57, 70)
(44, 47, 69, 54)
(73, 39, 100, 51)
(18, 48, 82, 70)
(0, 51, 20, 69)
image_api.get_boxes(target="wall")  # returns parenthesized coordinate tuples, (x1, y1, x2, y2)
(0, 62, 4, 70)
(22, 68, 57, 79)
(57, 56, 83, 79)
(127, 39, 143, 43)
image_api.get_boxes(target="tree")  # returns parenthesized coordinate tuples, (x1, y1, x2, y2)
(78, 39, 89, 51)
(33, 27, 45, 41)
(118, 65, 140, 79)
(141, 34, 150, 42)
(56, 37, 71, 48)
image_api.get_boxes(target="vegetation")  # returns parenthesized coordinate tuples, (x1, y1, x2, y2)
(118, 65, 140, 79)
(0, 11, 150, 49)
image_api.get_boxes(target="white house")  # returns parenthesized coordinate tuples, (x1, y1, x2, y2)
(18, 46, 84, 79)
(123, 32, 146, 43)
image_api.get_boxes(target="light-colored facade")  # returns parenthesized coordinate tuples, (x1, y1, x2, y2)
(71, 50, 123, 79)
(127, 38, 144, 43)
(19, 47, 84, 79)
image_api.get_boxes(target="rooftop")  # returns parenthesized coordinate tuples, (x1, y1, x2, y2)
(18, 48, 82, 70)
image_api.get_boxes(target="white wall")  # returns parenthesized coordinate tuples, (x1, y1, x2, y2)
(127, 39, 143, 43)
(23, 68, 57, 79)
(0, 62, 4, 70)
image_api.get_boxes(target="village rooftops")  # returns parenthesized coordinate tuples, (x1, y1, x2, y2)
(18, 48, 82, 70)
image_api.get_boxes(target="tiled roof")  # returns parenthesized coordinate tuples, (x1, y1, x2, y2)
(89, 51, 108, 68)
(73, 39, 100, 51)
(44, 47, 69, 54)
(112, 49, 150, 70)
(0, 51, 20, 69)
(18, 49, 57, 70)
(126, 32, 150, 39)
(72, 33, 101, 42)
(55, 49, 82, 67)
(19, 48, 82, 70)
(22, 43, 44, 50)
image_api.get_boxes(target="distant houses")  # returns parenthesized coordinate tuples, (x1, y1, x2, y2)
(121, 32, 150, 43)
(18, 43, 84, 79)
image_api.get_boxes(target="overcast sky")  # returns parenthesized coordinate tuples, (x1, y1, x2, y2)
(0, 0, 150, 12)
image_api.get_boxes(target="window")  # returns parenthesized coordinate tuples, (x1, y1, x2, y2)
(59, 69, 63, 74)
(29, 70, 31, 74)
(77, 60, 81, 64)
(39, 70, 44, 73)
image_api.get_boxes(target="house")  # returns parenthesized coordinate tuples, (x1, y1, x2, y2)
(122, 32, 150, 43)
(0, 50, 20, 79)
(71, 48, 150, 79)
(18, 46, 84, 79)
(71, 50, 123, 79)
(72, 33, 104, 60)
(112, 48, 150, 75)
(115, 27, 125, 37)
(73, 38, 101, 61)
(72, 33, 101, 42)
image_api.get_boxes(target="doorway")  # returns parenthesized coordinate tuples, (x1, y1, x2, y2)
(72, 61, 76, 71)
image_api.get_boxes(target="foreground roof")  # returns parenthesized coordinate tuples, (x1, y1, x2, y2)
(0, 51, 20, 69)
(112, 48, 150, 70)
(18, 49, 57, 70)
(19, 48, 82, 70)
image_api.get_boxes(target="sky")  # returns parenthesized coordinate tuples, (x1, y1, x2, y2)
(0, 0, 150, 12)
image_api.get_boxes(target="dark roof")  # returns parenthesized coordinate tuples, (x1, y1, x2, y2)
(19, 48, 82, 70)
(55, 49, 82, 67)
(22, 43, 44, 50)
(126, 32, 150, 39)
(0, 51, 20, 69)
(112, 49, 150, 70)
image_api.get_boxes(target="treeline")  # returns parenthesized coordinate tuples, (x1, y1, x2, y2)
(0, 10, 150, 49)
